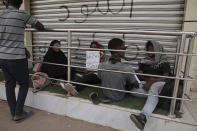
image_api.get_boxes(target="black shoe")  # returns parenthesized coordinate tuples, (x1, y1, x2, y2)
(89, 92, 100, 105)
(130, 113, 147, 130)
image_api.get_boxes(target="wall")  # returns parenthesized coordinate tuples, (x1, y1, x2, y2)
(0, 85, 196, 131)
(29, 0, 184, 71)
(21, 0, 33, 68)
(183, 0, 197, 92)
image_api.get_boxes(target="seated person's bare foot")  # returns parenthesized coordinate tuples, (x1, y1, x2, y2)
(60, 82, 78, 96)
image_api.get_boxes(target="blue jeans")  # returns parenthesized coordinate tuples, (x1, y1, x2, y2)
(0, 59, 29, 116)
(131, 81, 165, 120)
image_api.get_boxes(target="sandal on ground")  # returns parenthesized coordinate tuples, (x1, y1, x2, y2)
(13, 111, 34, 123)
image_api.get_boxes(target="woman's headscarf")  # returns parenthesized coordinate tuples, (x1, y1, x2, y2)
(140, 40, 168, 68)
(41, 40, 68, 78)
(90, 41, 102, 49)
(43, 40, 67, 64)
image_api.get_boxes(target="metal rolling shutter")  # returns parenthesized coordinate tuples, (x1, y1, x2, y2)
(30, 0, 185, 70)
(0, 1, 5, 10)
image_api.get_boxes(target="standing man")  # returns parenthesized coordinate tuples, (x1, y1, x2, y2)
(0, 0, 44, 121)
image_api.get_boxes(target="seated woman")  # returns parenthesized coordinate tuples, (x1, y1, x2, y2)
(75, 41, 105, 91)
(61, 41, 105, 95)
(130, 40, 171, 130)
(40, 40, 75, 81)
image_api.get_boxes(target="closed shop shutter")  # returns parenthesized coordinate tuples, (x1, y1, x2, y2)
(0, 1, 5, 10)
(30, 0, 185, 70)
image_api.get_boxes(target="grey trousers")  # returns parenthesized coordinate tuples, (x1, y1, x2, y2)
(131, 81, 165, 120)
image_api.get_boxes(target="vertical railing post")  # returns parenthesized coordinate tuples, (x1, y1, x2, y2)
(174, 38, 181, 74)
(67, 30, 72, 82)
(169, 34, 186, 117)
(180, 36, 195, 112)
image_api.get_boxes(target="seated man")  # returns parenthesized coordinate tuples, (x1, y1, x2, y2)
(98, 38, 138, 101)
(130, 40, 171, 130)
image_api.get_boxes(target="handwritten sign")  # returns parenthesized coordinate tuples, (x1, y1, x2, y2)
(86, 51, 100, 70)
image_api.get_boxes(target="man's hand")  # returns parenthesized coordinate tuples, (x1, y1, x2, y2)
(142, 81, 153, 91)
(142, 77, 155, 91)
(100, 51, 105, 62)
(35, 21, 45, 30)
(133, 81, 139, 88)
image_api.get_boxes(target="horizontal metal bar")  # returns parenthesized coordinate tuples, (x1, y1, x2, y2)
(33, 33, 178, 40)
(31, 0, 184, 6)
(38, 17, 182, 22)
(29, 73, 191, 101)
(26, 45, 197, 56)
(28, 60, 197, 82)
(25, 28, 197, 36)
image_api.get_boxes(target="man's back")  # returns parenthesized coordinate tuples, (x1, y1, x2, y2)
(0, 6, 37, 59)
(98, 61, 136, 101)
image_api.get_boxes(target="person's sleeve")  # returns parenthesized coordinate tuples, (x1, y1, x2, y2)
(127, 65, 136, 83)
(61, 52, 68, 64)
(43, 56, 48, 62)
(161, 62, 171, 74)
(23, 11, 38, 26)
(98, 64, 102, 79)
(43, 53, 52, 63)
(139, 63, 142, 70)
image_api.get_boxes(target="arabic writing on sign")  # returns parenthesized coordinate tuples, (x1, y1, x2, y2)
(86, 51, 100, 70)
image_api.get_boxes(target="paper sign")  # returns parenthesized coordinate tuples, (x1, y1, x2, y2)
(134, 74, 141, 84)
(86, 51, 100, 70)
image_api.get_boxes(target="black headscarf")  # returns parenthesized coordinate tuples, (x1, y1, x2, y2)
(41, 40, 68, 79)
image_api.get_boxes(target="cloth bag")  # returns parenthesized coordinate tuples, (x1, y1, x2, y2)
(31, 72, 51, 90)
(33, 63, 42, 72)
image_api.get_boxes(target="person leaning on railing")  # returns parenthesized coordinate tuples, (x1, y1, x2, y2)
(0, 0, 44, 122)
(130, 40, 171, 130)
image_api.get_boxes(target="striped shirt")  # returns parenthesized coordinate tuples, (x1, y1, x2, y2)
(0, 6, 38, 59)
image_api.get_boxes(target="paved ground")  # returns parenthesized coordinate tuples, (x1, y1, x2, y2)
(0, 100, 119, 131)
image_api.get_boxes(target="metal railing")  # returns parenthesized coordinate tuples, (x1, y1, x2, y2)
(25, 28, 197, 118)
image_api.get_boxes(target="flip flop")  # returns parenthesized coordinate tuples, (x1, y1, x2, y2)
(14, 111, 34, 123)
(89, 92, 100, 105)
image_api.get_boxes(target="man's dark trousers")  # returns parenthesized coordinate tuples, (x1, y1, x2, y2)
(0, 59, 29, 117)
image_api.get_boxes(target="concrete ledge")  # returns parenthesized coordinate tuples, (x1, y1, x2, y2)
(0, 84, 196, 131)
